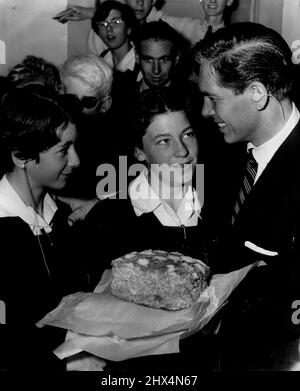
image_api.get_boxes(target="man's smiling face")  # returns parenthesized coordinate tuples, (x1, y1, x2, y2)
(198, 61, 259, 145)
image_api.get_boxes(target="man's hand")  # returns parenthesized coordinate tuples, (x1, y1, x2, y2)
(57, 196, 99, 226)
(53, 5, 95, 23)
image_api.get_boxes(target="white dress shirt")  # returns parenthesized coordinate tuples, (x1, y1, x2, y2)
(248, 103, 300, 183)
(129, 169, 201, 227)
(102, 46, 136, 72)
(101, 45, 142, 80)
(0, 175, 57, 235)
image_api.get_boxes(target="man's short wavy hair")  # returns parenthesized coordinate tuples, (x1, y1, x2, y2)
(61, 54, 113, 97)
(195, 22, 294, 101)
(135, 20, 186, 57)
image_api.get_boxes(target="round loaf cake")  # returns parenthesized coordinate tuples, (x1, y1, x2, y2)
(110, 249, 210, 311)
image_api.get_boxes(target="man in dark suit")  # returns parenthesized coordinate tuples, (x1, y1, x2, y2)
(197, 22, 300, 370)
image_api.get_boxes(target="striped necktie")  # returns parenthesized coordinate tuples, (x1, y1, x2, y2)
(231, 149, 258, 225)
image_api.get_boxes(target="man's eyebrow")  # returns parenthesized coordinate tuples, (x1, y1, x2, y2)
(153, 132, 171, 140)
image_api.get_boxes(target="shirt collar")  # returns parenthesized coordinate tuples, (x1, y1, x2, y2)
(103, 45, 136, 72)
(139, 79, 171, 93)
(129, 168, 201, 219)
(0, 175, 57, 234)
(205, 20, 225, 32)
(248, 103, 300, 179)
(129, 169, 161, 215)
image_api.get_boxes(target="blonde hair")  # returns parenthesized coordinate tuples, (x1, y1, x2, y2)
(61, 54, 113, 96)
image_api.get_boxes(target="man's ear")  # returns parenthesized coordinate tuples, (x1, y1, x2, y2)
(11, 152, 28, 169)
(134, 146, 146, 162)
(249, 82, 268, 108)
(227, 0, 234, 6)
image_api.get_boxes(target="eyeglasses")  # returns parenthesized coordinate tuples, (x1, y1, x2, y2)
(98, 17, 124, 30)
(80, 95, 112, 111)
(80, 96, 99, 110)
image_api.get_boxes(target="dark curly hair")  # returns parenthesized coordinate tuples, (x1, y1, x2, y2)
(135, 20, 188, 57)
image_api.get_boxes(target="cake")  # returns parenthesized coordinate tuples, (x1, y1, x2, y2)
(110, 249, 210, 311)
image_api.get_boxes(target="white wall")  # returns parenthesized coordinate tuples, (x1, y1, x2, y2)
(67, 0, 95, 58)
(160, 0, 204, 18)
(0, 0, 68, 76)
(253, 0, 283, 34)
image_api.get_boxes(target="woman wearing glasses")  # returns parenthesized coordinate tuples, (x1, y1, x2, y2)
(61, 53, 113, 116)
(92, 1, 139, 73)
(60, 54, 132, 199)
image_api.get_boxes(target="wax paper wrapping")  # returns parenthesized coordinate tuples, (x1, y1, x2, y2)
(37, 261, 264, 361)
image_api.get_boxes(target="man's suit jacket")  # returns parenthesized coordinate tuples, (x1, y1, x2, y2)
(214, 120, 300, 370)
(231, 121, 300, 263)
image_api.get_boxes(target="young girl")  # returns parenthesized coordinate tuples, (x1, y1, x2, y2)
(65, 87, 207, 263)
(92, 1, 139, 72)
(74, 87, 218, 371)
(0, 86, 101, 369)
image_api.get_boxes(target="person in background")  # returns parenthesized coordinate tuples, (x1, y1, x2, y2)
(91, 0, 139, 73)
(134, 20, 187, 92)
(60, 54, 131, 199)
(131, 20, 210, 160)
(201, 0, 236, 31)
(7, 55, 63, 94)
(197, 22, 300, 370)
(185, 0, 237, 83)
(0, 85, 104, 370)
(54, 0, 235, 56)
(61, 53, 113, 116)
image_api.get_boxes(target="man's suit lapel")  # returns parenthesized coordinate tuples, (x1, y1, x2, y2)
(238, 120, 300, 213)
(231, 120, 300, 253)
